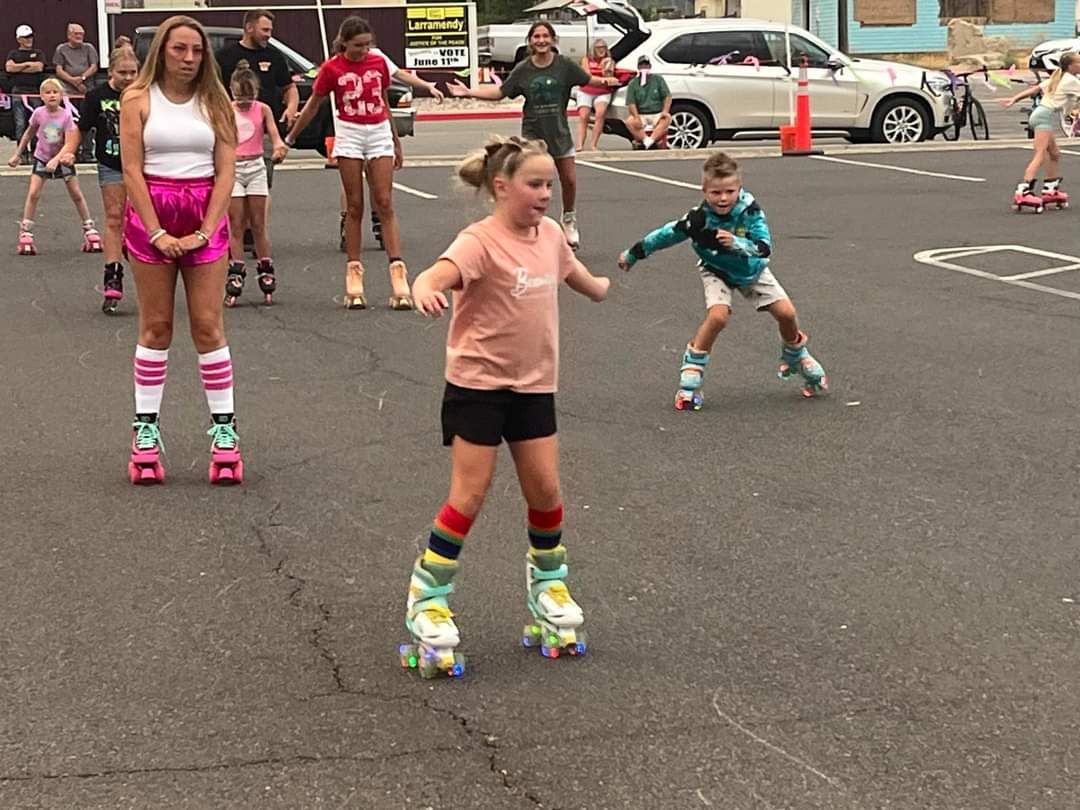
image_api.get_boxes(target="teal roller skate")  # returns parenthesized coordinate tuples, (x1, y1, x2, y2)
(675, 344, 709, 411)
(778, 331, 828, 397)
(400, 557, 465, 679)
(523, 547, 587, 659)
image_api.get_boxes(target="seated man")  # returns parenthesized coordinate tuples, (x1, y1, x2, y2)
(626, 54, 671, 149)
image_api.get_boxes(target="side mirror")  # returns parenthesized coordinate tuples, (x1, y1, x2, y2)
(826, 56, 844, 72)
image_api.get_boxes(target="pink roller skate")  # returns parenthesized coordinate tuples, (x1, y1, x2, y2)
(16, 219, 36, 256)
(1040, 177, 1069, 210)
(1012, 181, 1045, 214)
(207, 416, 243, 485)
(81, 219, 103, 253)
(128, 417, 165, 485)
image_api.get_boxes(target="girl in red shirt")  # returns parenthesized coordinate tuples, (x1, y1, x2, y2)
(286, 16, 412, 310)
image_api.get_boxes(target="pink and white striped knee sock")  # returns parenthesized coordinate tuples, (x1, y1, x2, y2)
(133, 345, 168, 415)
(198, 346, 235, 416)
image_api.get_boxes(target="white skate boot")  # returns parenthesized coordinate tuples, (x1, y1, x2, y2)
(400, 557, 465, 679)
(522, 547, 587, 658)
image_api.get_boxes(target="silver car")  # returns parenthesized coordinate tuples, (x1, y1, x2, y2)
(597, 16, 954, 148)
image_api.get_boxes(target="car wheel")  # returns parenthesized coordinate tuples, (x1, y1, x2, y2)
(871, 97, 930, 144)
(667, 104, 710, 150)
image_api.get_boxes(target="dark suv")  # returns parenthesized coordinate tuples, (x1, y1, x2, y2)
(0, 26, 415, 151)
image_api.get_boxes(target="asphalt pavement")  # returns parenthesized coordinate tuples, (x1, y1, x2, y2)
(2, 144, 1080, 808)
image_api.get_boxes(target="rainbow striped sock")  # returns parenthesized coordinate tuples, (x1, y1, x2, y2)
(423, 503, 473, 565)
(527, 505, 563, 552)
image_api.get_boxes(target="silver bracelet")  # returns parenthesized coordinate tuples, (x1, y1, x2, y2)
(148, 228, 167, 244)
(194, 229, 210, 244)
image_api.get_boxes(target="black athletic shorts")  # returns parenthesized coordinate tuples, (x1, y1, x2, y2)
(441, 382, 557, 447)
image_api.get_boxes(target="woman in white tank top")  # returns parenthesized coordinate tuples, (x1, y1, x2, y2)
(118, 16, 244, 485)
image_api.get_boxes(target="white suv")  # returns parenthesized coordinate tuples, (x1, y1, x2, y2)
(601, 17, 954, 148)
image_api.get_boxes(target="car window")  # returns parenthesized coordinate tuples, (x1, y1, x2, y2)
(666, 31, 770, 66)
(657, 33, 696, 64)
(788, 34, 831, 69)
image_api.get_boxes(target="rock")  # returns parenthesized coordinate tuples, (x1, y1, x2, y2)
(947, 19, 985, 58)
(947, 18, 1012, 68)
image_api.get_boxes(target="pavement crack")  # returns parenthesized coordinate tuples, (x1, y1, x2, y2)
(0, 747, 468, 783)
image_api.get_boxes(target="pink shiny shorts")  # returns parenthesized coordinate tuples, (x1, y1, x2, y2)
(124, 176, 230, 267)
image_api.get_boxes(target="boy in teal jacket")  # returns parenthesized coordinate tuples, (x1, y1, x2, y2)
(618, 152, 827, 409)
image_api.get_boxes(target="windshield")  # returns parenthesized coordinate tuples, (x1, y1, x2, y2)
(269, 37, 316, 71)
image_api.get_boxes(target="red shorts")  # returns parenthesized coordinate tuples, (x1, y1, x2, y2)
(124, 175, 229, 267)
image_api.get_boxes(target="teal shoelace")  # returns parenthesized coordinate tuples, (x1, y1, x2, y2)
(207, 422, 239, 450)
(131, 420, 163, 451)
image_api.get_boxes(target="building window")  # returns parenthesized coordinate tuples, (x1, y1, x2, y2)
(854, 0, 917, 26)
(987, 0, 1053, 23)
(938, 0, 1052, 22)
(938, 0, 988, 20)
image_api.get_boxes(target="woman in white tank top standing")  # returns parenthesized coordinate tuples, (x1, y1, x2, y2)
(119, 16, 242, 485)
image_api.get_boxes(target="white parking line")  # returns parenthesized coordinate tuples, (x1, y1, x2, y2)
(1001, 264, 1080, 281)
(913, 244, 1080, 301)
(392, 182, 438, 200)
(811, 155, 985, 182)
(577, 160, 700, 190)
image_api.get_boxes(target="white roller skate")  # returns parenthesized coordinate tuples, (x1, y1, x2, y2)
(522, 547, 587, 659)
(400, 557, 465, 679)
(675, 344, 709, 411)
(561, 210, 580, 251)
(81, 219, 103, 253)
(778, 331, 828, 397)
(16, 219, 36, 256)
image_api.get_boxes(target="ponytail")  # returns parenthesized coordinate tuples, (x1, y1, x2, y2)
(458, 135, 549, 196)
(1047, 52, 1080, 96)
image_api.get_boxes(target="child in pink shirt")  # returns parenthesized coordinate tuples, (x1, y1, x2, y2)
(225, 61, 287, 306)
(6, 77, 100, 255)
(398, 136, 609, 679)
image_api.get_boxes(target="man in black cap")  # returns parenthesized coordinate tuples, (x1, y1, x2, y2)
(5, 24, 48, 158)
(625, 54, 671, 149)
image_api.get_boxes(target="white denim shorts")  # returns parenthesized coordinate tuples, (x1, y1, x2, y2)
(700, 266, 788, 311)
(333, 118, 395, 161)
(232, 156, 269, 197)
(574, 88, 611, 109)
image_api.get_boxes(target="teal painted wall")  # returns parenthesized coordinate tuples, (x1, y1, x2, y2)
(813, 0, 1078, 54)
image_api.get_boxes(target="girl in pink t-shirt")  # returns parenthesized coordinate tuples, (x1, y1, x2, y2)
(6, 77, 100, 256)
(285, 16, 412, 311)
(225, 62, 287, 306)
(398, 136, 609, 679)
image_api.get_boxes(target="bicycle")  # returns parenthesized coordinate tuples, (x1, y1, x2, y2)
(940, 68, 990, 141)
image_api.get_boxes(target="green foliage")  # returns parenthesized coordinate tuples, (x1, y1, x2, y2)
(478, 0, 538, 25)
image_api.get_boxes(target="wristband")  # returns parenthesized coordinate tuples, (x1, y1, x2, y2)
(194, 229, 210, 244)
(283, 134, 295, 147)
(148, 229, 167, 244)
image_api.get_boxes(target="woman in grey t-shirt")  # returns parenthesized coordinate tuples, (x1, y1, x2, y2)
(449, 21, 618, 249)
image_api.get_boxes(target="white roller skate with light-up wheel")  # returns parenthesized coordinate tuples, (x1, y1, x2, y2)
(399, 557, 465, 679)
(522, 548, 587, 659)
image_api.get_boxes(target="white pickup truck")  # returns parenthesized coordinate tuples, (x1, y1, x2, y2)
(477, 0, 644, 71)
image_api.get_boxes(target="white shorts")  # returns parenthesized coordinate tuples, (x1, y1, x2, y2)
(700, 266, 788, 311)
(575, 88, 611, 109)
(641, 113, 664, 129)
(232, 157, 269, 197)
(333, 118, 395, 161)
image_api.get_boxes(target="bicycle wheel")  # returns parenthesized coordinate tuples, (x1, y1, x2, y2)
(942, 98, 962, 141)
(968, 97, 989, 140)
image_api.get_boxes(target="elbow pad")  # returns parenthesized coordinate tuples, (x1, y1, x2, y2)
(755, 240, 771, 258)
(629, 241, 647, 260)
